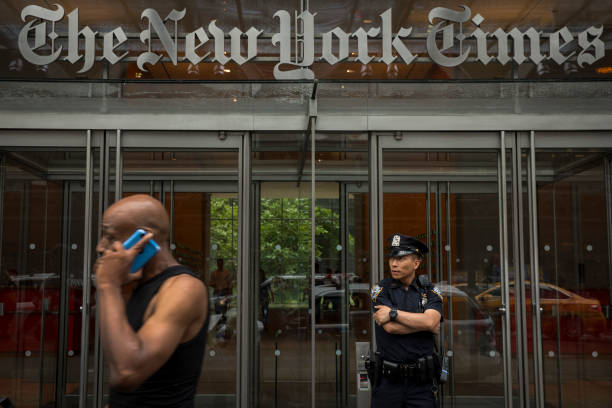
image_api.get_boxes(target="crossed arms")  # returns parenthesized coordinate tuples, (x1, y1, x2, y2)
(373, 304, 441, 335)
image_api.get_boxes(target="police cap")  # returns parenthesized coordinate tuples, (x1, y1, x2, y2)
(387, 234, 429, 258)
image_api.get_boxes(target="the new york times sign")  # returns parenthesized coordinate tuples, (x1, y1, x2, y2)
(18, 4, 605, 80)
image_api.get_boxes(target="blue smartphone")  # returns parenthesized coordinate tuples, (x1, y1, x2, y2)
(122, 229, 160, 273)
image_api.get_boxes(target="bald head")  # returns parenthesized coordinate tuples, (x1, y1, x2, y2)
(102, 194, 171, 245)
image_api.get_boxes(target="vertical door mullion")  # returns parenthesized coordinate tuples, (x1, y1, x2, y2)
(115, 130, 122, 201)
(310, 118, 316, 408)
(79, 130, 94, 408)
(251, 181, 261, 407)
(426, 182, 432, 280)
(528, 131, 545, 408)
(238, 132, 252, 408)
(606, 158, 612, 357)
(499, 131, 513, 408)
(551, 183, 563, 407)
(445, 181, 455, 408)
(512, 132, 530, 408)
(369, 133, 382, 350)
(92, 130, 112, 408)
(339, 182, 349, 407)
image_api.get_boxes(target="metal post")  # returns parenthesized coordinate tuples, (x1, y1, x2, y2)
(56, 181, 71, 407)
(0, 153, 4, 282)
(340, 182, 349, 407)
(426, 182, 432, 280)
(38, 174, 50, 408)
(552, 181, 563, 407)
(170, 180, 175, 245)
(79, 130, 94, 408)
(310, 116, 316, 408)
(528, 131, 545, 408)
(93, 131, 111, 408)
(512, 133, 529, 408)
(605, 158, 612, 337)
(115, 130, 122, 201)
(238, 132, 252, 408)
(445, 181, 455, 408)
(368, 134, 380, 349)
(252, 181, 261, 406)
(498, 131, 513, 408)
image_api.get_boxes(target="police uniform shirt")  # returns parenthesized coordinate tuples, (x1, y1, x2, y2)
(371, 276, 443, 363)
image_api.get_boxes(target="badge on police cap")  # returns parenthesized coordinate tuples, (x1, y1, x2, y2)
(387, 234, 429, 258)
(391, 235, 401, 247)
(370, 284, 383, 302)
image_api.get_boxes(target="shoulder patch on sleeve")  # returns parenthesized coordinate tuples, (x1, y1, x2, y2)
(370, 285, 383, 302)
(432, 286, 443, 300)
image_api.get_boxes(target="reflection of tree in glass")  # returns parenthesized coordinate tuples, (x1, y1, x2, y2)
(210, 198, 238, 273)
(208, 197, 354, 305)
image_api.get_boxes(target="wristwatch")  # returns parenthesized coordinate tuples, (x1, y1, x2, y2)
(389, 308, 398, 322)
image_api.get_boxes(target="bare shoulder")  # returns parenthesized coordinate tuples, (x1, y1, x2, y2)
(153, 273, 208, 322)
(161, 273, 207, 295)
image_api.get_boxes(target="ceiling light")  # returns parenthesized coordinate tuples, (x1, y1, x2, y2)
(346, 69, 354, 73)
(224, 68, 231, 73)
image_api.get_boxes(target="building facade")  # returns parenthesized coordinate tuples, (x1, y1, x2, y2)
(0, 1, 611, 407)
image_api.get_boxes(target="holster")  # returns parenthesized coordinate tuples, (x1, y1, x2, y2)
(365, 351, 382, 387)
(433, 352, 448, 384)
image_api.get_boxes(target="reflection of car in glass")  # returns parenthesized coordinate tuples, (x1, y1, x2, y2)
(475, 281, 606, 340)
(314, 283, 370, 338)
(437, 283, 498, 359)
(313, 281, 498, 358)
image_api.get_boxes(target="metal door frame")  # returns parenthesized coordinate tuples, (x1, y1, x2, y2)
(84, 131, 248, 408)
(373, 132, 513, 408)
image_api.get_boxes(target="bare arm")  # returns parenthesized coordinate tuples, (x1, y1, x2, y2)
(373, 305, 441, 334)
(95, 238, 207, 391)
(99, 277, 206, 391)
(381, 317, 441, 335)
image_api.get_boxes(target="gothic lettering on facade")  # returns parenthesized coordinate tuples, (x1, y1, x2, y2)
(17, 4, 606, 79)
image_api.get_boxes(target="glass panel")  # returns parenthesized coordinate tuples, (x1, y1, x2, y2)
(101, 150, 239, 407)
(535, 150, 612, 408)
(252, 132, 313, 408)
(382, 148, 505, 406)
(314, 133, 369, 407)
(0, 149, 86, 408)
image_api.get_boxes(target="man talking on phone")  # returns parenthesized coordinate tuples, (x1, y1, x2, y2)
(95, 194, 209, 408)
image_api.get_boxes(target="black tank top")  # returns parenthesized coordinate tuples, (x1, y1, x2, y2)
(109, 265, 209, 408)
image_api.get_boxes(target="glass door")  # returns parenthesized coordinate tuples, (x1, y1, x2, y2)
(378, 133, 512, 407)
(531, 145, 612, 407)
(0, 132, 91, 408)
(91, 132, 244, 408)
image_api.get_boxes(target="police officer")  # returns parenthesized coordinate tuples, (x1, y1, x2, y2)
(370, 234, 443, 408)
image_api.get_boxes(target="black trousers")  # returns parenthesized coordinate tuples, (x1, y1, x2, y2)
(371, 377, 439, 408)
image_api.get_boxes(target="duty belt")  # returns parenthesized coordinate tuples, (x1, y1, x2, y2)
(381, 356, 437, 384)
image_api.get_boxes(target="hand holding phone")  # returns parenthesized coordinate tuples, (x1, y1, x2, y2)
(122, 229, 161, 273)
